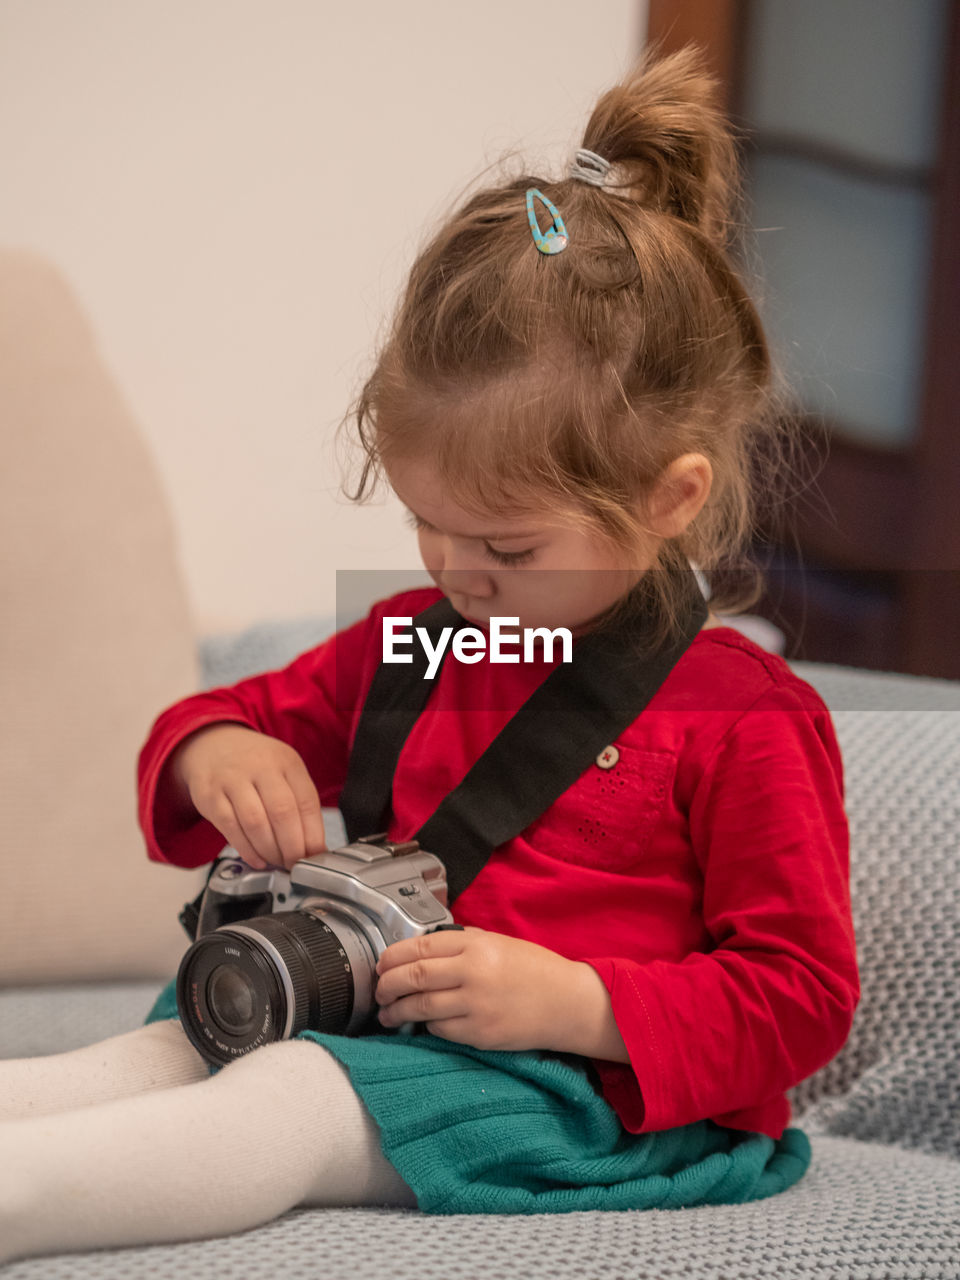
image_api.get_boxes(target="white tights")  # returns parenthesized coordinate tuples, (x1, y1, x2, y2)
(0, 1020, 418, 1264)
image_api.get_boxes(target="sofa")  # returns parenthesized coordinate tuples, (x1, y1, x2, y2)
(2, 251, 959, 1278)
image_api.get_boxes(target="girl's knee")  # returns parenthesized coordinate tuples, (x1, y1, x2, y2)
(128, 1018, 208, 1064)
(211, 1036, 348, 1091)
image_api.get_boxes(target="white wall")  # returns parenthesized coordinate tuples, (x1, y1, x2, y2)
(0, 0, 644, 632)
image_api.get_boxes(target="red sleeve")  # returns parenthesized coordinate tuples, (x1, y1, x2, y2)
(137, 611, 375, 868)
(582, 683, 861, 1135)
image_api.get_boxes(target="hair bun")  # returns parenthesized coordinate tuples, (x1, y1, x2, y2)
(580, 44, 739, 243)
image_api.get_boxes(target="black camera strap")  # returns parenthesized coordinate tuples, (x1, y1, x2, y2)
(338, 573, 708, 904)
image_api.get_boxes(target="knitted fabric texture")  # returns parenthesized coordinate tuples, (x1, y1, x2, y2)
(785, 669, 960, 1160)
(144, 982, 809, 1214)
(296, 1029, 810, 1214)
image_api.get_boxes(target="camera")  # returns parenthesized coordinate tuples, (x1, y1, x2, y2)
(175, 833, 459, 1067)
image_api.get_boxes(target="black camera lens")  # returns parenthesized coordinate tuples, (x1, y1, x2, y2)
(207, 963, 257, 1036)
(176, 910, 357, 1067)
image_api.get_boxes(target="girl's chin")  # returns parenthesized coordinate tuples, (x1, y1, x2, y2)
(458, 612, 490, 631)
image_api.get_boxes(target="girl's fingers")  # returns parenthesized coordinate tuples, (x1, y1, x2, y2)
(377, 927, 472, 974)
(252, 775, 309, 869)
(201, 776, 324, 873)
(377, 986, 471, 1027)
(282, 764, 328, 860)
(198, 789, 267, 869)
(222, 781, 285, 868)
(217, 817, 268, 870)
(375, 956, 464, 1006)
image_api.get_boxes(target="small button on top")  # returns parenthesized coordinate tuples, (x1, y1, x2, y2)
(595, 745, 619, 769)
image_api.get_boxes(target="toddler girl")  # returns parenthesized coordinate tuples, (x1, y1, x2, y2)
(0, 46, 859, 1262)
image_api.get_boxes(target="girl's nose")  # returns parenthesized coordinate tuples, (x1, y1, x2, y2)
(436, 542, 496, 597)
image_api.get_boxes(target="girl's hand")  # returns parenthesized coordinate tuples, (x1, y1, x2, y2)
(168, 723, 328, 872)
(373, 926, 585, 1053)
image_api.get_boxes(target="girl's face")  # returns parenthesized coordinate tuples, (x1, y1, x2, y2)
(386, 455, 661, 636)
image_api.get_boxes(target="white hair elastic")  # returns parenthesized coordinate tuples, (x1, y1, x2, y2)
(569, 148, 612, 187)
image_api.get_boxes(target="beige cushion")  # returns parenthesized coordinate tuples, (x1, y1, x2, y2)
(0, 249, 206, 985)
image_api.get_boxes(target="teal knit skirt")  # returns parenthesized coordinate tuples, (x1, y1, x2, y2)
(145, 979, 810, 1215)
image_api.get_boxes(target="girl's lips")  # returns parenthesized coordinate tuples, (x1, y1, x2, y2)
(444, 593, 488, 627)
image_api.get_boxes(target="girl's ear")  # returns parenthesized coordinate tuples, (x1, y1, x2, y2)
(644, 453, 713, 539)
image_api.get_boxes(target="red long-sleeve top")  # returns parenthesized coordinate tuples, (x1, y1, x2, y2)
(138, 585, 859, 1140)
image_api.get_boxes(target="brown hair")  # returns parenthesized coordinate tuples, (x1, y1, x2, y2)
(339, 43, 803, 652)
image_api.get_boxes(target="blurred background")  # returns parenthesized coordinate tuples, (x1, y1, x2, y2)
(649, 0, 959, 678)
(1, 0, 957, 677)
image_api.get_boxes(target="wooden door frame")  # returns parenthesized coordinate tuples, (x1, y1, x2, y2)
(646, 0, 960, 676)
(646, 0, 753, 113)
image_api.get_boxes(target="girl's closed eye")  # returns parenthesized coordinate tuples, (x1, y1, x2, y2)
(402, 509, 537, 566)
(404, 511, 537, 566)
(483, 544, 536, 566)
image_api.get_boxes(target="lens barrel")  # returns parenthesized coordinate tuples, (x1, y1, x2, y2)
(176, 910, 356, 1066)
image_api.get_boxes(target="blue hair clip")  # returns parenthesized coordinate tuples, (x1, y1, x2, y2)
(526, 188, 568, 255)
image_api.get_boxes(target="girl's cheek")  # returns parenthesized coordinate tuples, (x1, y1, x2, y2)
(418, 531, 443, 572)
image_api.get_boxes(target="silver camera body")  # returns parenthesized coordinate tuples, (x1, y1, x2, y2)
(176, 834, 457, 1066)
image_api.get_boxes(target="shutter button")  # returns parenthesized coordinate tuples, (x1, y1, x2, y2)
(596, 745, 619, 769)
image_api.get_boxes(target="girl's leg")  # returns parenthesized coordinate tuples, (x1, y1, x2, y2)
(0, 1020, 210, 1121)
(0, 1037, 417, 1265)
